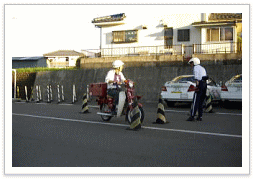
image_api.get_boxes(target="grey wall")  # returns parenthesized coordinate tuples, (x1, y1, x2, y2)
(33, 61, 242, 103)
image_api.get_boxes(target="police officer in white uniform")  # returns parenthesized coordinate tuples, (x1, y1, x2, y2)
(187, 57, 208, 121)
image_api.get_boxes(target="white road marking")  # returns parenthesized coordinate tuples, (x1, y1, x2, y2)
(214, 112, 242, 116)
(58, 103, 74, 106)
(165, 109, 242, 116)
(12, 113, 242, 138)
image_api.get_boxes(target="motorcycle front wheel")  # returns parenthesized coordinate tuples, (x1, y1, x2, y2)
(100, 103, 113, 121)
(126, 106, 144, 124)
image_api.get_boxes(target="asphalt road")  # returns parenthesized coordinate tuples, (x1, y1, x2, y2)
(12, 101, 242, 168)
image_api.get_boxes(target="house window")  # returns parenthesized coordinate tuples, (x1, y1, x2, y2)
(177, 29, 190, 42)
(164, 27, 173, 48)
(220, 27, 233, 41)
(66, 57, 69, 61)
(206, 27, 233, 42)
(112, 30, 138, 43)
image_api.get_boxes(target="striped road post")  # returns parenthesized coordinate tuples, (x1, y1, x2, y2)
(155, 96, 168, 124)
(72, 84, 77, 104)
(30, 86, 34, 101)
(204, 93, 213, 113)
(61, 85, 64, 102)
(36, 85, 40, 103)
(57, 85, 61, 103)
(25, 86, 29, 102)
(129, 101, 141, 130)
(47, 85, 51, 103)
(81, 93, 89, 113)
(50, 85, 53, 102)
(39, 85, 42, 101)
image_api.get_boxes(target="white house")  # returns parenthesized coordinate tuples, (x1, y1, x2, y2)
(92, 13, 242, 58)
(43, 50, 84, 68)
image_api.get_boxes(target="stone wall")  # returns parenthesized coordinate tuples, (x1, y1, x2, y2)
(32, 60, 242, 103)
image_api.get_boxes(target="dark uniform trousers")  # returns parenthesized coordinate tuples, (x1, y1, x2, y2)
(191, 80, 207, 118)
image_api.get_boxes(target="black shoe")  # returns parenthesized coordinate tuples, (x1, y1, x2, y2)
(186, 117, 195, 121)
(196, 117, 203, 121)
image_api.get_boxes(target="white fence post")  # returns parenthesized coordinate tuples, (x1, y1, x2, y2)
(72, 84, 77, 104)
(61, 85, 64, 102)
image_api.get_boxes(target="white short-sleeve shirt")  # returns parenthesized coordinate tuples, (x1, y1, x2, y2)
(105, 69, 126, 88)
(193, 65, 207, 80)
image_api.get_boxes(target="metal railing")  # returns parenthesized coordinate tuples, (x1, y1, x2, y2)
(193, 42, 241, 54)
(83, 42, 242, 58)
(49, 62, 69, 68)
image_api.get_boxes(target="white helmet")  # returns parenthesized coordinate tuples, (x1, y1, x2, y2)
(188, 57, 200, 66)
(112, 60, 124, 68)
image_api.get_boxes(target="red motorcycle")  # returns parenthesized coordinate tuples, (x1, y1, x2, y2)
(89, 79, 144, 123)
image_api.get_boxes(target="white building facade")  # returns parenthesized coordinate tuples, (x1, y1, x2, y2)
(92, 13, 241, 58)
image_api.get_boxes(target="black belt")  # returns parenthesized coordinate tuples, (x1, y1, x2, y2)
(202, 76, 209, 80)
(198, 79, 207, 83)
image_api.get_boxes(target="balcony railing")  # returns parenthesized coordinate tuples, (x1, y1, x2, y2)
(83, 42, 241, 58)
(193, 42, 242, 54)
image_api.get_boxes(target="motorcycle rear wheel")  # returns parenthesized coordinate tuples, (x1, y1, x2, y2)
(126, 106, 144, 124)
(100, 103, 113, 121)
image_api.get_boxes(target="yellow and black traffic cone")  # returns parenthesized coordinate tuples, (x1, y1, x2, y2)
(128, 101, 141, 130)
(204, 94, 213, 113)
(154, 96, 168, 124)
(81, 93, 89, 113)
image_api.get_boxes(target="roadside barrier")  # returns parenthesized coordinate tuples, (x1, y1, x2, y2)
(50, 85, 53, 102)
(81, 93, 89, 113)
(61, 85, 65, 102)
(154, 96, 168, 124)
(57, 85, 61, 103)
(72, 84, 77, 104)
(47, 85, 51, 103)
(30, 87, 34, 101)
(36, 85, 40, 102)
(25, 86, 29, 102)
(129, 101, 141, 130)
(39, 85, 42, 101)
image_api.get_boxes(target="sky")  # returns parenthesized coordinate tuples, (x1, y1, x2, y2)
(4, 3, 250, 57)
(5, 4, 111, 57)
(5, 4, 186, 57)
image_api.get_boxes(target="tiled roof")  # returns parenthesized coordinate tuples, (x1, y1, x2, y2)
(43, 50, 83, 57)
(209, 13, 242, 21)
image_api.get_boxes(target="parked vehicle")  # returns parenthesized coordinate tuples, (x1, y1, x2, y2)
(161, 75, 221, 107)
(220, 74, 242, 102)
(89, 80, 144, 123)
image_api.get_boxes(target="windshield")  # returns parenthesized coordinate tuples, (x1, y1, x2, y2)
(171, 75, 217, 86)
(228, 74, 242, 83)
(171, 76, 195, 83)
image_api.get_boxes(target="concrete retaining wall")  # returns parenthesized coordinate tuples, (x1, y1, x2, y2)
(33, 60, 242, 103)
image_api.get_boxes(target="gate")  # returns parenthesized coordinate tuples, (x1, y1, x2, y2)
(183, 45, 193, 62)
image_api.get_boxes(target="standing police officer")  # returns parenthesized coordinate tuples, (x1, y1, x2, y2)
(187, 57, 208, 121)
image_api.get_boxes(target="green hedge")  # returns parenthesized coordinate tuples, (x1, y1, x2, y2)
(15, 67, 78, 73)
